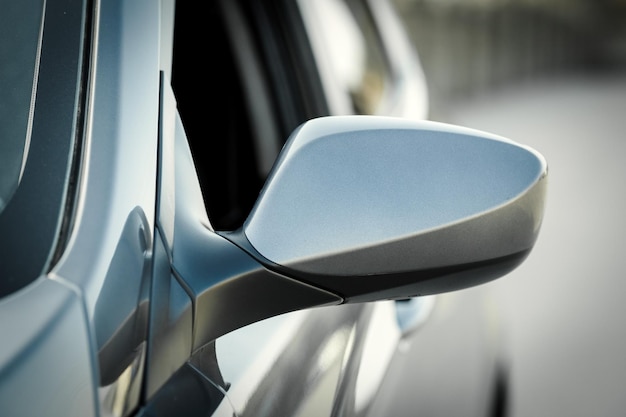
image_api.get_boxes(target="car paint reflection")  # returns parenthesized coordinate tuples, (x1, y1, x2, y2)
(214, 299, 435, 416)
(216, 305, 364, 416)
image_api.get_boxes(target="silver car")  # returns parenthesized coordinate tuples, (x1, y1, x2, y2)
(0, 0, 547, 416)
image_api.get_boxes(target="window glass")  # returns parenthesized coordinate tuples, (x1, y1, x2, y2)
(300, 0, 392, 114)
(172, 1, 262, 230)
(0, 1, 45, 214)
(342, 0, 391, 114)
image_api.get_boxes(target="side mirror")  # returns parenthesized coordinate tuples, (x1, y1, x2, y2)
(230, 116, 547, 302)
(169, 115, 547, 350)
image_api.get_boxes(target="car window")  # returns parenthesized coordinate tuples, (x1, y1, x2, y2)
(172, 1, 265, 231)
(341, 0, 392, 114)
(298, 0, 392, 115)
(0, 1, 45, 214)
(171, 0, 327, 231)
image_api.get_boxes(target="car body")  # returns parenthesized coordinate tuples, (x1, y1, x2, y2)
(0, 0, 547, 416)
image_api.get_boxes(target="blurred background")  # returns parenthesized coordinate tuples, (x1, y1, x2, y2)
(393, 0, 626, 118)
(388, 1, 626, 416)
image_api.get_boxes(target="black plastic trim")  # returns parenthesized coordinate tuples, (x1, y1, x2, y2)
(49, 0, 94, 268)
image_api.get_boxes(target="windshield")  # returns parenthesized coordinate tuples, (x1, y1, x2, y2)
(0, 1, 45, 214)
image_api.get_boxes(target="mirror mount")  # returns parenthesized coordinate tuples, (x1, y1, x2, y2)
(173, 227, 342, 353)
(169, 117, 341, 352)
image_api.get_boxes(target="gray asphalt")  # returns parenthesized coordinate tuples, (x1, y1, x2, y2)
(441, 71, 626, 417)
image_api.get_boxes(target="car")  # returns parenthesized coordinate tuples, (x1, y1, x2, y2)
(0, 0, 547, 416)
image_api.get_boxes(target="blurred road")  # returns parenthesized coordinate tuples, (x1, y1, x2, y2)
(441, 71, 626, 417)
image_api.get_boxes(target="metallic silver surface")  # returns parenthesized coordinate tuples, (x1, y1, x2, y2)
(244, 116, 547, 277)
(0, 279, 96, 417)
(50, 0, 163, 412)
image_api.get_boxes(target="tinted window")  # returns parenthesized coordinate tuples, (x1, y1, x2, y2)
(172, 1, 262, 230)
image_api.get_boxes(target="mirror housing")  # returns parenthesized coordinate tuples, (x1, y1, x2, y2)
(226, 116, 547, 302)
(169, 115, 546, 349)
